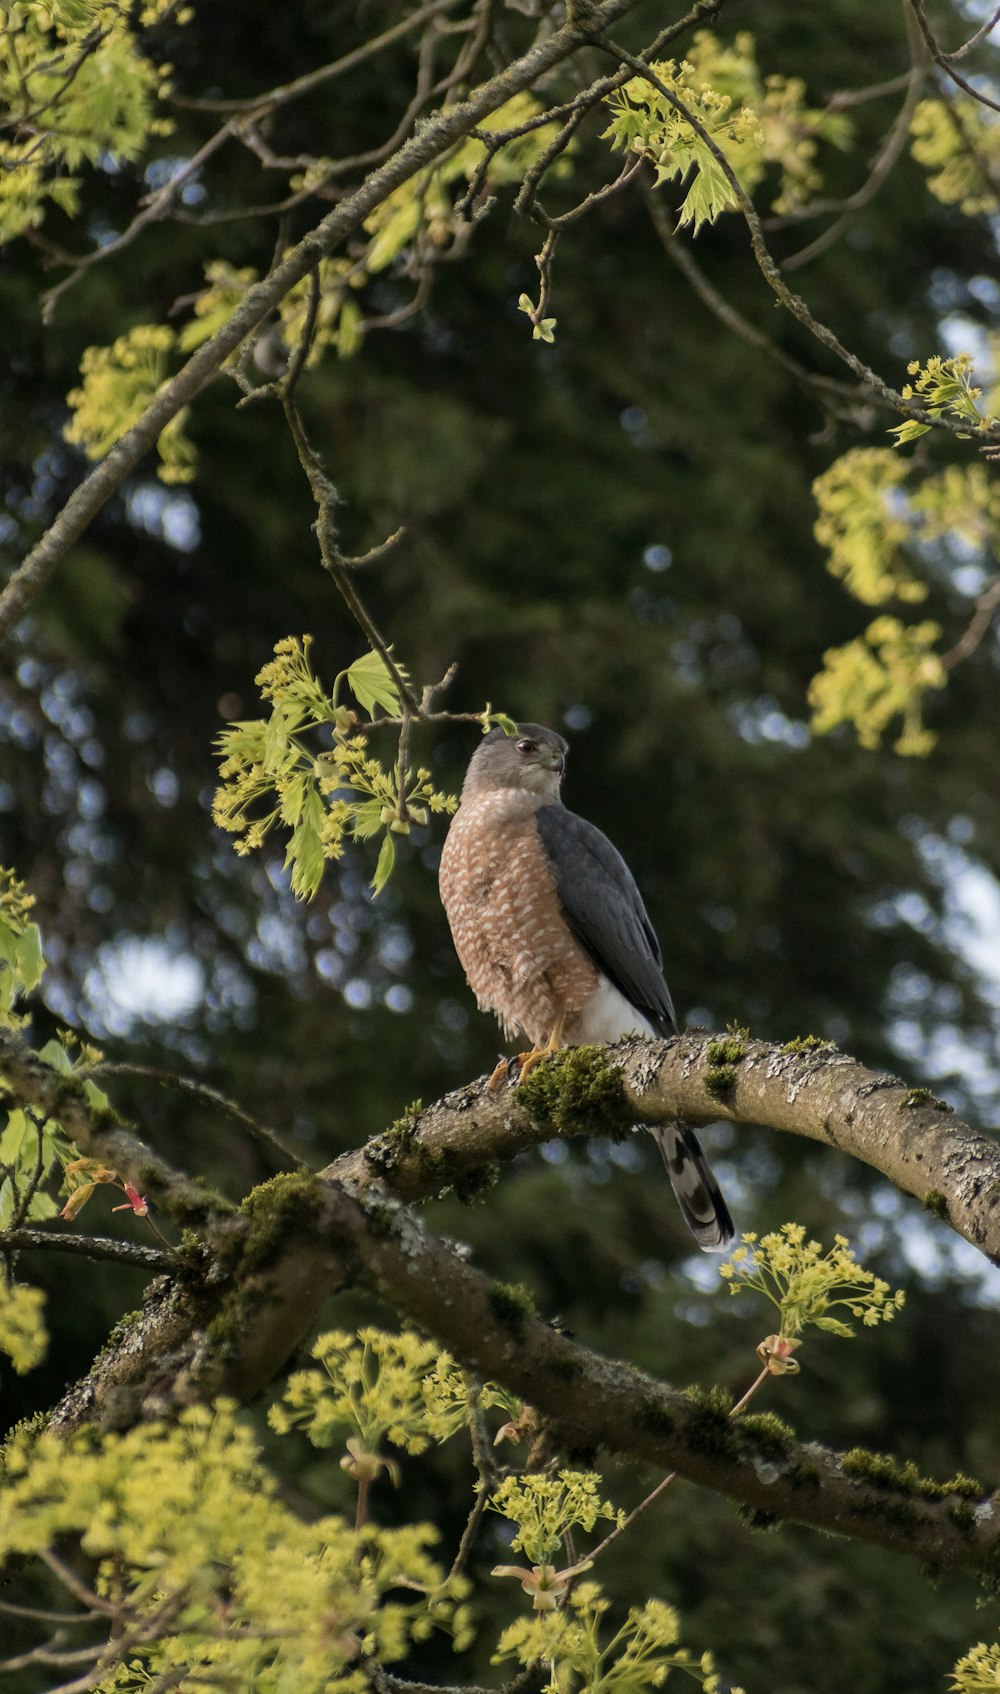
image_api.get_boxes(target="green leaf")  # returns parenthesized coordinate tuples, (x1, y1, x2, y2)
(82, 1078, 110, 1110)
(280, 772, 307, 828)
(351, 798, 386, 841)
(0, 1110, 33, 1167)
(889, 419, 931, 446)
(263, 700, 304, 773)
(285, 787, 327, 900)
(16, 923, 44, 992)
(371, 832, 396, 896)
(27, 1191, 58, 1222)
(345, 650, 409, 718)
(37, 1039, 73, 1073)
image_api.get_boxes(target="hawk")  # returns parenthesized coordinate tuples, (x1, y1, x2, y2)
(439, 723, 734, 1252)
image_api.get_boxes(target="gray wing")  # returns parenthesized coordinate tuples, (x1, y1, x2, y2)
(535, 804, 677, 1035)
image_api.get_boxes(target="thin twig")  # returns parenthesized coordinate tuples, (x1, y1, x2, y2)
(282, 264, 323, 396)
(343, 527, 407, 570)
(40, 1550, 113, 1615)
(941, 576, 1000, 668)
(949, 4, 1000, 59)
(450, 1378, 501, 1578)
(644, 181, 865, 410)
(170, 0, 459, 114)
(281, 395, 423, 714)
(82, 1063, 307, 1171)
(783, 49, 928, 271)
(8, 1109, 49, 1233)
(41, 121, 238, 320)
(589, 35, 1000, 445)
(909, 0, 1000, 116)
(0, 1599, 103, 1626)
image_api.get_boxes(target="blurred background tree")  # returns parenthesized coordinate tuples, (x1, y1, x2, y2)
(1, 0, 1000, 1688)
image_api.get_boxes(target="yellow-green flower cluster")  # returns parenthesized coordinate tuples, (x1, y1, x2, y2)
(808, 613, 945, 758)
(489, 1472, 624, 1567)
(719, 1224, 905, 1340)
(0, 866, 44, 1024)
(809, 437, 1000, 756)
(603, 29, 850, 232)
(212, 636, 458, 898)
(951, 1640, 1000, 1692)
(813, 449, 924, 608)
(1, 1400, 471, 1693)
(1, 2, 181, 245)
(892, 352, 999, 447)
(911, 97, 1000, 216)
(494, 1581, 744, 1694)
(64, 325, 196, 484)
(268, 1326, 473, 1456)
(0, 1277, 47, 1374)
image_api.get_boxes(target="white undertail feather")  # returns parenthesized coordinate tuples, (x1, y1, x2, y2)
(575, 975, 657, 1043)
(576, 977, 734, 1253)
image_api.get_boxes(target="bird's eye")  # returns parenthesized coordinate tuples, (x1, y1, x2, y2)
(516, 738, 537, 755)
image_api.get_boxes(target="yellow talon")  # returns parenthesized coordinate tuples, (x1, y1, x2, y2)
(488, 1017, 566, 1089)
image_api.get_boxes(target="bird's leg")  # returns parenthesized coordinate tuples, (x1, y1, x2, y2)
(487, 1015, 566, 1090)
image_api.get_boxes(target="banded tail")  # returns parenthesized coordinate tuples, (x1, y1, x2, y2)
(649, 1122, 734, 1252)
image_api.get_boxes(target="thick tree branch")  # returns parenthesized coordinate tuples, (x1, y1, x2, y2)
(307, 1177, 1000, 1580)
(328, 1035, 1000, 1264)
(0, 1227, 174, 1269)
(9, 1022, 999, 1563)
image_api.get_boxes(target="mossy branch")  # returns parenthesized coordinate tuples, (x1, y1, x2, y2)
(303, 1178, 1000, 1580)
(16, 1027, 1000, 1580)
(330, 1037, 1000, 1265)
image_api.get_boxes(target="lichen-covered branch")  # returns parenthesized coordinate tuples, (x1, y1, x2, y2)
(329, 1035, 1000, 1264)
(7, 1022, 1000, 1567)
(310, 1178, 1000, 1580)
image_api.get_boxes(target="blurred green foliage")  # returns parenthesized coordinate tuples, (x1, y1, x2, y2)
(1, 0, 1000, 1687)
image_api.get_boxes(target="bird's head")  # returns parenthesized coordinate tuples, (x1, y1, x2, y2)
(463, 723, 567, 802)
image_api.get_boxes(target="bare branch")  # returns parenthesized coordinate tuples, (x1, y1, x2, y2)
(170, 0, 461, 115)
(0, 1226, 174, 1269)
(782, 50, 928, 271)
(941, 575, 1000, 668)
(589, 36, 1000, 446)
(0, 0, 654, 642)
(909, 0, 1000, 115)
(81, 1062, 305, 1171)
(280, 393, 423, 714)
(643, 180, 868, 414)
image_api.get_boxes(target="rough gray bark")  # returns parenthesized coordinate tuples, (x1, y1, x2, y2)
(3, 1025, 999, 1575)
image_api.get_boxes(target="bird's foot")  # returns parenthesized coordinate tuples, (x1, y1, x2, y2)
(513, 1044, 554, 1084)
(487, 1054, 520, 1091)
(487, 1048, 550, 1090)
(488, 1022, 566, 1090)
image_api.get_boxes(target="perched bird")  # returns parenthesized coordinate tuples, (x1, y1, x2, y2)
(438, 723, 734, 1252)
